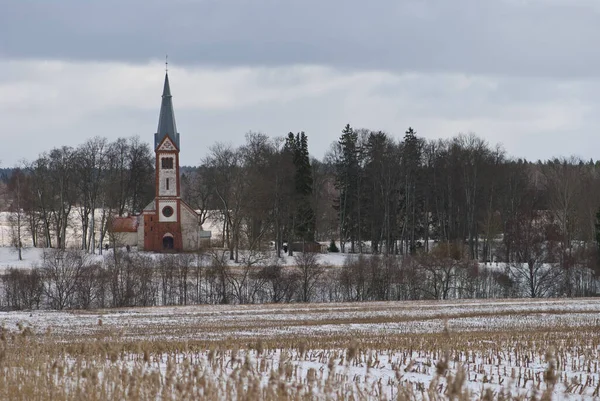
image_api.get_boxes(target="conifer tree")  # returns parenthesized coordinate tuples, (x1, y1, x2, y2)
(401, 127, 422, 254)
(284, 132, 315, 253)
(293, 132, 315, 242)
(334, 124, 360, 253)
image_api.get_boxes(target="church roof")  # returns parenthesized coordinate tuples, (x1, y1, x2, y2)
(143, 200, 155, 211)
(154, 73, 180, 150)
(110, 216, 139, 233)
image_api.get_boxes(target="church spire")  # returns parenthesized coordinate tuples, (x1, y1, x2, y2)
(155, 72, 180, 150)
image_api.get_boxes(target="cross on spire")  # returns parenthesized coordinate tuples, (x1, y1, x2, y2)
(165, 54, 168, 73)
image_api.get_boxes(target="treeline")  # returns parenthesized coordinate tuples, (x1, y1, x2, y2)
(189, 128, 600, 269)
(182, 127, 600, 298)
(187, 132, 317, 261)
(2, 126, 600, 300)
(3, 246, 593, 311)
(2, 137, 154, 257)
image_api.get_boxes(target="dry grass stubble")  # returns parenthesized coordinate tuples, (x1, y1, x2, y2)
(0, 299, 599, 400)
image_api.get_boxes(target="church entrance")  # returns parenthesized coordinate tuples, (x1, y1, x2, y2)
(162, 234, 174, 250)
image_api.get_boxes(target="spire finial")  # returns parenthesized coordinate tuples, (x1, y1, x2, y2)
(165, 54, 168, 73)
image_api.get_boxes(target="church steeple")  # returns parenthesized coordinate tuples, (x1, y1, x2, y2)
(155, 72, 180, 150)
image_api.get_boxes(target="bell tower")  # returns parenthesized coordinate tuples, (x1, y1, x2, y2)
(138, 67, 209, 252)
(144, 71, 184, 250)
(155, 72, 181, 199)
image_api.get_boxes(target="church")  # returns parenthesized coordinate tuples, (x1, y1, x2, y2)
(111, 72, 211, 252)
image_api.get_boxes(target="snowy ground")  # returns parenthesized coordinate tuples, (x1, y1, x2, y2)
(0, 245, 356, 272)
(3, 298, 599, 341)
(2, 299, 600, 399)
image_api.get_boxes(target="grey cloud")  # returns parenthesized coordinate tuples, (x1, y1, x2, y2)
(2, 0, 600, 78)
(1, 60, 599, 168)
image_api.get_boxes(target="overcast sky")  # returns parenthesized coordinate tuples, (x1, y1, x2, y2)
(1, 0, 599, 166)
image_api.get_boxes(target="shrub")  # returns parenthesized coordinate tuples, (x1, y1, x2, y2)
(328, 240, 339, 253)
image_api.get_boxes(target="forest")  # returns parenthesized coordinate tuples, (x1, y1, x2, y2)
(1, 125, 600, 309)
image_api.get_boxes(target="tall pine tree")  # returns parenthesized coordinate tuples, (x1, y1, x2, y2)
(401, 127, 423, 254)
(334, 124, 360, 253)
(284, 132, 315, 252)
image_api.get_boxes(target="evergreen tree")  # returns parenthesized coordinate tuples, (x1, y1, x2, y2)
(363, 131, 395, 253)
(294, 132, 315, 242)
(328, 240, 339, 253)
(284, 132, 315, 251)
(333, 124, 360, 253)
(401, 127, 423, 254)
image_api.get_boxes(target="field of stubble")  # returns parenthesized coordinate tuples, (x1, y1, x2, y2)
(1, 298, 599, 400)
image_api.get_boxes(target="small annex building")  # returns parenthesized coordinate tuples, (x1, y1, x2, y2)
(111, 72, 211, 252)
(109, 215, 138, 247)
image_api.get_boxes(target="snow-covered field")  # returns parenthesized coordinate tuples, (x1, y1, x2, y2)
(2, 298, 599, 399)
(3, 298, 600, 341)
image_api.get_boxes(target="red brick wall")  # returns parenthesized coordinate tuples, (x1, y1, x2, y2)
(143, 211, 184, 252)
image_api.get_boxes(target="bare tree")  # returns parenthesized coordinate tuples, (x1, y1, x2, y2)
(27, 156, 54, 247)
(294, 252, 324, 302)
(75, 137, 110, 253)
(74, 262, 104, 309)
(204, 144, 248, 262)
(508, 208, 562, 298)
(206, 248, 231, 304)
(543, 158, 583, 296)
(416, 242, 473, 300)
(256, 262, 299, 303)
(42, 249, 89, 309)
(6, 168, 28, 260)
(239, 133, 278, 253)
(47, 147, 77, 249)
(2, 268, 44, 310)
(181, 167, 212, 227)
(175, 253, 194, 305)
(224, 249, 265, 304)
